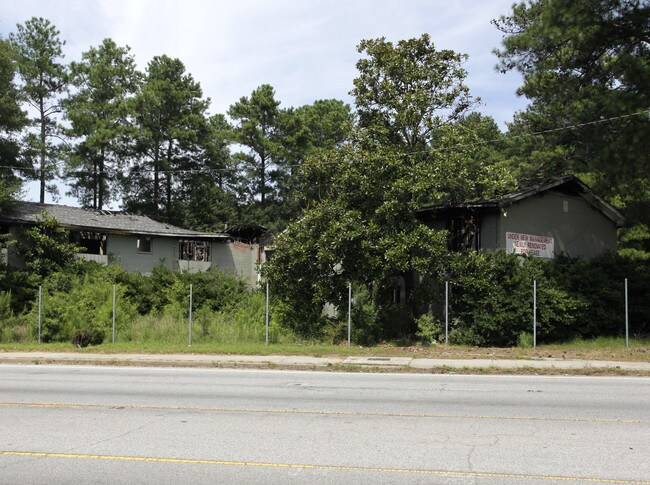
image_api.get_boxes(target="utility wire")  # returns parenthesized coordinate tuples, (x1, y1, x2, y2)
(0, 109, 647, 177)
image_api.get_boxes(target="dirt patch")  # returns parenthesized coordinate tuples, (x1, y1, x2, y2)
(370, 343, 650, 362)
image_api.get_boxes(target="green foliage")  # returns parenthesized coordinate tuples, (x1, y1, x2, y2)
(494, 0, 650, 255)
(228, 84, 282, 208)
(0, 38, 27, 207)
(266, 35, 516, 340)
(114, 265, 175, 315)
(65, 38, 141, 209)
(517, 331, 534, 349)
(124, 55, 211, 223)
(420, 252, 650, 347)
(31, 264, 138, 345)
(352, 34, 474, 150)
(0, 290, 12, 321)
(162, 267, 248, 318)
(549, 254, 650, 338)
(350, 283, 382, 345)
(173, 114, 239, 231)
(194, 291, 286, 345)
(111, 264, 248, 319)
(415, 313, 444, 344)
(228, 86, 353, 231)
(18, 211, 83, 278)
(9, 17, 67, 203)
(441, 251, 583, 347)
(0, 266, 39, 314)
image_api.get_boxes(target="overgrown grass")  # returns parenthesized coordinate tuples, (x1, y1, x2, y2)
(542, 336, 645, 350)
(1, 337, 648, 362)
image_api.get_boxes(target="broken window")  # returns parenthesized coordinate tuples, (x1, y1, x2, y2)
(71, 231, 107, 255)
(448, 216, 480, 251)
(137, 236, 152, 253)
(179, 240, 211, 262)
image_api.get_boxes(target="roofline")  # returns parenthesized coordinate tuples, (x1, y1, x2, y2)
(417, 176, 625, 227)
(0, 215, 231, 240)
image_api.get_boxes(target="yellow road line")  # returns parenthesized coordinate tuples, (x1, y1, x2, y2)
(1, 451, 647, 484)
(0, 401, 647, 424)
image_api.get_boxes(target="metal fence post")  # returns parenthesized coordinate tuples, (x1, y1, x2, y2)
(37, 285, 42, 343)
(265, 282, 269, 347)
(112, 284, 116, 343)
(189, 284, 193, 346)
(445, 281, 449, 345)
(625, 278, 629, 348)
(533, 279, 537, 349)
(348, 282, 352, 348)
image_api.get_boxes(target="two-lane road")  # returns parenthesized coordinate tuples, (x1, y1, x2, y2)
(0, 365, 648, 484)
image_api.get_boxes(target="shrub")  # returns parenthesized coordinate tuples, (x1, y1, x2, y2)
(162, 268, 248, 318)
(440, 251, 583, 346)
(29, 264, 138, 345)
(415, 313, 444, 344)
(18, 211, 84, 278)
(350, 283, 383, 345)
(550, 254, 650, 338)
(0, 267, 39, 313)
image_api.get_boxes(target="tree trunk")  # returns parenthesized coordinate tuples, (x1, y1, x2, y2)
(165, 140, 174, 222)
(98, 146, 105, 210)
(93, 158, 98, 209)
(153, 143, 160, 216)
(39, 96, 46, 204)
(260, 151, 266, 204)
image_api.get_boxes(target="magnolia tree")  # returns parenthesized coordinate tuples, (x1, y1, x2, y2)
(264, 35, 516, 338)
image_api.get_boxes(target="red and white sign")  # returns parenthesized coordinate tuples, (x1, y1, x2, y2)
(506, 232, 555, 259)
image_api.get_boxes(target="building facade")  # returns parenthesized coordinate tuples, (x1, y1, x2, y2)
(417, 176, 624, 259)
(0, 202, 267, 287)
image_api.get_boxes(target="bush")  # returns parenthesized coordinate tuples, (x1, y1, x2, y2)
(351, 283, 383, 345)
(550, 254, 650, 339)
(415, 313, 444, 344)
(29, 264, 138, 345)
(440, 251, 583, 347)
(163, 267, 248, 319)
(0, 266, 39, 313)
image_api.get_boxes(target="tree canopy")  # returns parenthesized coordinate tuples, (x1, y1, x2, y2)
(9, 17, 67, 203)
(0, 38, 27, 209)
(352, 34, 475, 151)
(265, 35, 515, 336)
(65, 38, 141, 210)
(123, 55, 209, 224)
(494, 0, 650, 256)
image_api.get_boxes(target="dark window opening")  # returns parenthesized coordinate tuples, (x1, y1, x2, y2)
(448, 216, 480, 251)
(71, 231, 107, 255)
(378, 277, 406, 307)
(392, 287, 401, 305)
(179, 240, 210, 262)
(137, 236, 152, 253)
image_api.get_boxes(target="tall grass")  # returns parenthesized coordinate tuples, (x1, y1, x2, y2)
(118, 293, 297, 346)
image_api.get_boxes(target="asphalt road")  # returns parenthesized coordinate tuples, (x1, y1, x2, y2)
(0, 365, 648, 484)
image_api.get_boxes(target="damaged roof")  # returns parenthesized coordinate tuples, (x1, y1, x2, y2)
(417, 176, 625, 227)
(0, 201, 230, 239)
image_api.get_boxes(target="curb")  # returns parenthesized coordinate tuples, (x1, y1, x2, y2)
(1, 352, 649, 374)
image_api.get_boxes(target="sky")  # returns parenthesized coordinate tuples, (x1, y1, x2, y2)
(0, 0, 529, 206)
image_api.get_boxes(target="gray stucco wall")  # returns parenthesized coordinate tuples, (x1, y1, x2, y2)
(496, 190, 617, 258)
(5, 226, 24, 268)
(212, 241, 259, 288)
(107, 234, 177, 273)
(480, 212, 499, 252)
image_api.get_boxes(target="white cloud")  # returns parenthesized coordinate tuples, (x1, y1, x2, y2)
(1, 0, 528, 205)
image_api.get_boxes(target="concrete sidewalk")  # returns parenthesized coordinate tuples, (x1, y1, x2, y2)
(1, 351, 649, 372)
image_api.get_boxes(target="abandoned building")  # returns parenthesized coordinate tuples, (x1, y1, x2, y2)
(0, 202, 269, 287)
(417, 176, 624, 260)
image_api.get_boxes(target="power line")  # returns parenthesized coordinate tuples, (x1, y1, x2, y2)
(0, 109, 647, 177)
